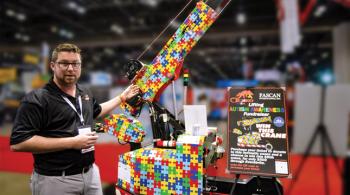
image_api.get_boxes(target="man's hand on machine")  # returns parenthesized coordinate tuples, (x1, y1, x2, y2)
(120, 84, 140, 102)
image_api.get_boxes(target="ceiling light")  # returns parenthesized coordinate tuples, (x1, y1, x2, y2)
(322, 52, 329, 59)
(67, 1, 78, 9)
(16, 13, 26, 22)
(67, 1, 86, 15)
(22, 35, 30, 42)
(110, 24, 124, 35)
(93, 55, 101, 63)
(240, 47, 248, 55)
(240, 37, 247, 46)
(140, 0, 159, 8)
(66, 32, 74, 39)
(14, 33, 21, 39)
(113, 0, 123, 5)
(51, 26, 58, 33)
(14, 33, 30, 42)
(104, 48, 115, 56)
(6, 9, 15, 17)
(59, 29, 67, 37)
(314, 5, 327, 18)
(198, 51, 206, 56)
(138, 18, 145, 25)
(205, 57, 212, 63)
(236, 12, 246, 24)
(77, 7, 86, 15)
(311, 59, 318, 65)
(58, 28, 74, 39)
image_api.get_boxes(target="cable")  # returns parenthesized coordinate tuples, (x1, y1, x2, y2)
(136, 0, 194, 60)
(137, 0, 233, 60)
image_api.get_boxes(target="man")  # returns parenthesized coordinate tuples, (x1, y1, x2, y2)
(10, 43, 140, 195)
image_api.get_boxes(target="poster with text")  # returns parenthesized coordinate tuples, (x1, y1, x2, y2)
(227, 87, 290, 177)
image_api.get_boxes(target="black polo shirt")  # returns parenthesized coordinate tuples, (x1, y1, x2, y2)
(10, 79, 102, 173)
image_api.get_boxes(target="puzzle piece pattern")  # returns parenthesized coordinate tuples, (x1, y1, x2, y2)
(121, 1, 218, 116)
(102, 114, 146, 143)
(117, 136, 205, 195)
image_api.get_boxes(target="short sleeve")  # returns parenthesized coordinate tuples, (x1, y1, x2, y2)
(92, 97, 102, 119)
(10, 102, 43, 145)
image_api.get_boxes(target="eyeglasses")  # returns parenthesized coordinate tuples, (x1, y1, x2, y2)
(56, 61, 81, 69)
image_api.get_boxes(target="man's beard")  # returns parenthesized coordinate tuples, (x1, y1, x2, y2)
(58, 75, 78, 87)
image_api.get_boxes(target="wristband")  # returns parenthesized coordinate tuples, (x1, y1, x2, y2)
(120, 94, 126, 103)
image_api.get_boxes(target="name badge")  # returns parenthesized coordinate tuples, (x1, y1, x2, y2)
(78, 126, 95, 153)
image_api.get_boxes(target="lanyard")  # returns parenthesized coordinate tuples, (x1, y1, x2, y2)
(62, 95, 85, 125)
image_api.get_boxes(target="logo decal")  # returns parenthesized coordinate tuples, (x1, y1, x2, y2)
(259, 93, 281, 100)
(273, 116, 285, 127)
(230, 90, 254, 104)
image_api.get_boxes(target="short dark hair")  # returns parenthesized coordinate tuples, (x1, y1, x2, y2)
(51, 43, 81, 62)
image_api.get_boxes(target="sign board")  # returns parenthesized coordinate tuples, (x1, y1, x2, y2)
(90, 72, 112, 86)
(23, 53, 40, 65)
(227, 87, 290, 177)
(0, 68, 17, 84)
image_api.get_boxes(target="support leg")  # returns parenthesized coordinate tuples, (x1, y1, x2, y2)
(230, 174, 240, 195)
(321, 129, 330, 195)
(323, 126, 343, 176)
(287, 126, 320, 194)
(273, 177, 282, 195)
